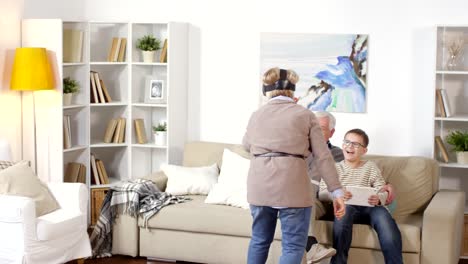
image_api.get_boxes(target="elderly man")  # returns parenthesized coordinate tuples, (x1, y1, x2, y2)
(306, 111, 343, 263)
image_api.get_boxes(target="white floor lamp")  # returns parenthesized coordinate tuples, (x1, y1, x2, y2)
(10, 47, 54, 173)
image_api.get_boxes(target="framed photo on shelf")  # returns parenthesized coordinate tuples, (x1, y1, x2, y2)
(144, 76, 166, 104)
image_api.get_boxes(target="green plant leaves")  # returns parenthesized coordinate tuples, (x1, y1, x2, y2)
(136, 34, 161, 51)
(63, 77, 80, 94)
(446, 130, 468, 152)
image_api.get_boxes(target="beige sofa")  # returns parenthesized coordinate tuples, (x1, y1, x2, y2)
(111, 141, 465, 264)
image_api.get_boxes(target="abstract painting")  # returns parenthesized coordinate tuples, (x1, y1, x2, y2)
(260, 33, 368, 113)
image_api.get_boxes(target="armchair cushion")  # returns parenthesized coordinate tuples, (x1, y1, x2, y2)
(37, 209, 85, 240)
(0, 161, 60, 216)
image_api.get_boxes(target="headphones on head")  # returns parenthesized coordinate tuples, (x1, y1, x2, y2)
(262, 69, 296, 96)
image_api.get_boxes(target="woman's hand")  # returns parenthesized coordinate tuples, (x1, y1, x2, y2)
(343, 189, 352, 201)
(368, 194, 380, 206)
(333, 197, 346, 220)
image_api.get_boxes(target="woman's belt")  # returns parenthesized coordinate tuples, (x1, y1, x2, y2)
(254, 152, 305, 159)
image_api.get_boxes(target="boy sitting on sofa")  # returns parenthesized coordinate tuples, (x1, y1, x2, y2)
(319, 128, 403, 264)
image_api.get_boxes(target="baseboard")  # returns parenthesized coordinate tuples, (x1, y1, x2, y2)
(146, 257, 176, 263)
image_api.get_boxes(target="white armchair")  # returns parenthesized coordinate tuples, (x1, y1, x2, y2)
(0, 182, 91, 264)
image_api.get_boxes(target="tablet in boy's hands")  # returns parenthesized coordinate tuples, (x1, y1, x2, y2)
(345, 186, 377, 207)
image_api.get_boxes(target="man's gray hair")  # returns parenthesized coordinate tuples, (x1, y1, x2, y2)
(314, 111, 336, 130)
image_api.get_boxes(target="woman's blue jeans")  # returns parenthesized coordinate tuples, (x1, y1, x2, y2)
(331, 205, 403, 264)
(247, 205, 311, 264)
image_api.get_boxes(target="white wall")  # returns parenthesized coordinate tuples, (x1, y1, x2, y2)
(0, 0, 23, 161)
(23, 0, 468, 156)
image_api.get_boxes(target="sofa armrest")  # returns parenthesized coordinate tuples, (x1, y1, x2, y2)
(141, 171, 168, 191)
(0, 195, 38, 241)
(421, 190, 465, 264)
(47, 182, 88, 213)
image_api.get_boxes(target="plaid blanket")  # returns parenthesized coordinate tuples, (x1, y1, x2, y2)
(90, 179, 191, 258)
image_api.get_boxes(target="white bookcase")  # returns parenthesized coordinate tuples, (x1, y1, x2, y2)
(24, 19, 189, 222)
(433, 25, 468, 213)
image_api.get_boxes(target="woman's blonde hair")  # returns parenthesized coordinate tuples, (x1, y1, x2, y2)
(262, 67, 299, 99)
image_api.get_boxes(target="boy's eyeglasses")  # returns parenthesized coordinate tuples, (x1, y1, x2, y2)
(342, 139, 365, 148)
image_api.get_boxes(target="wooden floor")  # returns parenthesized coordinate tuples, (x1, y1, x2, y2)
(69, 255, 197, 264)
(70, 255, 468, 264)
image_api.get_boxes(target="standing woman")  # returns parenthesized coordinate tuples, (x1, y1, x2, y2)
(243, 67, 346, 264)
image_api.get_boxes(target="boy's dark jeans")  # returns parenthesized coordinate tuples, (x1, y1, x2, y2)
(331, 205, 403, 264)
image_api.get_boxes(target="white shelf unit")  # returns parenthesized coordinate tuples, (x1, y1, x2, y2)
(59, 20, 188, 223)
(433, 26, 468, 213)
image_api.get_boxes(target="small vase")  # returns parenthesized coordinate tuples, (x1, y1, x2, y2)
(63, 93, 73, 106)
(446, 55, 460, 70)
(456, 151, 468, 164)
(142, 51, 155, 63)
(154, 131, 167, 146)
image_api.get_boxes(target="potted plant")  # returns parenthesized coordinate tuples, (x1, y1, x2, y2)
(63, 77, 80, 106)
(152, 122, 167, 146)
(136, 34, 161, 63)
(446, 130, 468, 164)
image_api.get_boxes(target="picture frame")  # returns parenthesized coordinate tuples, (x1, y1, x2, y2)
(144, 76, 166, 104)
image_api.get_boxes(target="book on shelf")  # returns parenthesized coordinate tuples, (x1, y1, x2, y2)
(96, 159, 105, 184)
(435, 89, 446, 117)
(93, 72, 106, 103)
(90, 153, 100, 185)
(99, 79, 113, 103)
(107, 37, 120, 62)
(63, 29, 83, 63)
(118, 118, 126, 143)
(64, 162, 82, 183)
(103, 118, 118, 143)
(435, 136, 450, 163)
(63, 115, 72, 149)
(77, 163, 86, 184)
(117, 38, 127, 62)
(97, 159, 110, 184)
(113, 118, 123, 143)
(90, 71, 99, 103)
(159, 38, 168, 63)
(439, 89, 452, 117)
(134, 118, 148, 144)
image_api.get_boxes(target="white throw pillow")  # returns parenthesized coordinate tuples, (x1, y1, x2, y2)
(205, 148, 250, 209)
(161, 163, 219, 195)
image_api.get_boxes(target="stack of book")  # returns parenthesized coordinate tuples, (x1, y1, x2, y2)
(107, 37, 127, 62)
(103, 117, 126, 143)
(90, 153, 110, 185)
(90, 71, 112, 103)
(63, 115, 72, 149)
(64, 162, 86, 183)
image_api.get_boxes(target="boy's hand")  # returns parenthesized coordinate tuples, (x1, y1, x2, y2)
(368, 194, 380, 206)
(333, 197, 346, 220)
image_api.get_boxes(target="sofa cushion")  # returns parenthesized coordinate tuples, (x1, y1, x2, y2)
(0, 161, 60, 216)
(183, 141, 251, 168)
(162, 163, 219, 195)
(364, 156, 438, 217)
(313, 214, 422, 253)
(140, 195, 282, 240)
(205, 149, 250, 209)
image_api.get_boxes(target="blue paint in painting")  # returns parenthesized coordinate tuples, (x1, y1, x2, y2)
(260, 33, 368, 113)
(313, 56, 365, 112)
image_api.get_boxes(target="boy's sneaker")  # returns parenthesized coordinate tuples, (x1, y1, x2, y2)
(306, 244, 336, 263)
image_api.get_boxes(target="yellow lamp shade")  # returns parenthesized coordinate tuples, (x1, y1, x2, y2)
(10, 47, 54, 91)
